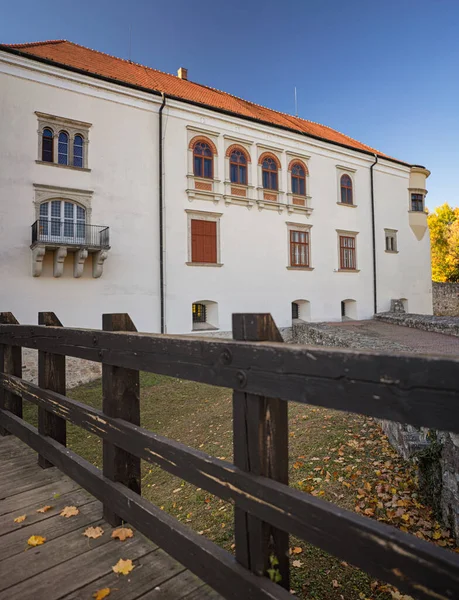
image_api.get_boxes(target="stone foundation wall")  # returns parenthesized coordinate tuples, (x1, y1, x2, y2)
(433, 282, 459, 317)
(22, 348, 102, 389)
(293, 320, 459, 540)
(375, 312, 459, 337)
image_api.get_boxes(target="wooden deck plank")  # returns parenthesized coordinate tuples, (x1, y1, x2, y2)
(0, 437, 222, 600)
(0, 500, 101, 561)
(0, 478, 79, 516)
(4, 534, 156, 600)
(0, 467, 64, 497)
(0, 487, 94, 536)
(62, 547, 186, 600)
(0, 518, 109, 591)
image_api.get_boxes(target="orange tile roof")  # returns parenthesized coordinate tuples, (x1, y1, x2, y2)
(2, 40, 409, 165)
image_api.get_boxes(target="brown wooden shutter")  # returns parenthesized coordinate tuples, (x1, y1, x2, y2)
(191, 220, 217, 263)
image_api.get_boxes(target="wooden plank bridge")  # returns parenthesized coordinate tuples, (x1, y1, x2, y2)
(0, 436, 219, 600)
(1, 311, 459, 600)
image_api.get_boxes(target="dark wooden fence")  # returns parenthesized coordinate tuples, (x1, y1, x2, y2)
(1, 311, 459, 600)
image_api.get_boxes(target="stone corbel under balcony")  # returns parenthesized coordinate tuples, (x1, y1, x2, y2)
(92, 249, 109, 278)
(31, 244, 110, 278)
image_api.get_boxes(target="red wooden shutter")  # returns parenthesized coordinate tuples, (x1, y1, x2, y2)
(191, 220, 217, 263)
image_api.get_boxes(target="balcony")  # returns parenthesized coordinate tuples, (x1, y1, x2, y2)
(30, 220, 110, 278)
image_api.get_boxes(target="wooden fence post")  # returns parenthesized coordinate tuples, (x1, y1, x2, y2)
(0, 313, 22, 436)
(232, 313, 290, 590)
(102, 313, 141, 526)
(38, 312, 66, 468)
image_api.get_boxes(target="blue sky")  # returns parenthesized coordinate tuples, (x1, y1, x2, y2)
(1, 0, 457, 210)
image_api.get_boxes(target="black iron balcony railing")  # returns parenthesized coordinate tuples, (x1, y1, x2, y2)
(31, 220, 110, 249)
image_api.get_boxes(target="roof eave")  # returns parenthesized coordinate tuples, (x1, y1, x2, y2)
(0, 44, 412, 168)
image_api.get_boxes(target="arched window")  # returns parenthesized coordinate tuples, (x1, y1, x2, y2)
(73, 134, 84, 168)
(262, 156, 278, 191)
(42, 128, 54, 162)
(58, 131, 69, 165)
(230, 149, 247, 185)
(340, 174, 353, 205)
(38, 200, 86, 241)
(291, 162, 306, 196)
(193, 141, 213, 179)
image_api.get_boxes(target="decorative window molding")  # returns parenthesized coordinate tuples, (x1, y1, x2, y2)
(31, 184, 109, 279)
(336, 165, 356, 206)
(336, 229, 359, 272)
(286, 222, 313, 270)
(223, 141, 255, 208)
(186, 130, 221, 203)
(256, 146, 284, 204)
(36, 112, 91, 170)
(286, 157, 312, 214)
(185, 209, 223, 266)
(385, 229, 398, 253)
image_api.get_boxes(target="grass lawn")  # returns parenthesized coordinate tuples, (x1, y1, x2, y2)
(23, 373, 457, 600)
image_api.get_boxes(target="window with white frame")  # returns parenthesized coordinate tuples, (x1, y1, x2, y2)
(385, 229, 398, 252)
(286, 222, 312, 269)
(36, 112, 91, 169)
(38, 200, 86, 242)
(186, 210, 222, 266)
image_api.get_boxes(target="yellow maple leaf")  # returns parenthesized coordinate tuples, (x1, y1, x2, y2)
(27, 535, 46, 546)
(60, 506, 79, 518)
(432, 531, 442, 540)
(291, 547, 303, 555)
(84, 526, 104, 539)
(37, 505, 53, 513)
(14, 515, 26, 523)
(93, 588, 111, 600)
(111, 527, 134, 541)
(112, 558, 134, 575)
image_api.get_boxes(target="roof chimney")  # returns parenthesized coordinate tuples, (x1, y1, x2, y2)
(177, 67, 188, 81)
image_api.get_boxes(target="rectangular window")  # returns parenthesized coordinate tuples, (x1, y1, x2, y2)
(411, 193, 424, 212)
(385, 230, 397, 252)
(192, 303, 207, 323)
(290, 230, 309, 267)
(339, 235, 356, 270)
(191, 219, 217, 263)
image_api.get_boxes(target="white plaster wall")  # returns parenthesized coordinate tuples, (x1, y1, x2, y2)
(374, 166, 433, 315)
(0, 51, 432, 335)
(0, 56, 160, 331)
(162, 102, 427, 334)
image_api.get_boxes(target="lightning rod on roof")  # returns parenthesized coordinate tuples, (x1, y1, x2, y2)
(294, 86, 298, 117)
(128, 25, 132, 62)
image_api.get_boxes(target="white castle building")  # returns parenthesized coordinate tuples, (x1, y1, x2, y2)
(0, 40, 432, 334)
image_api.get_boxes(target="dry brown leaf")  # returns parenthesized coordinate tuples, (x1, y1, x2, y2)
(36, 505, 53, 513)
(111, 527, 134, 541)
(292, 560, 303, 568)
(60, 506, 79, 518)
(27, 535, 46, 547)
(84, 526, 104, 539)
(332, 580, 340, 588)
(112, 558, 134, 575)
(14, 515, 26, 523)
(291, 547, 303, 555)
(93, 588, 111, 600)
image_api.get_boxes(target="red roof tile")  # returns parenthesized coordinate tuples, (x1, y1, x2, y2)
(2, 40, 408, 165)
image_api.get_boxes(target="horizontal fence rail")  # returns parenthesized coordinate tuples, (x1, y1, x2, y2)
(1, 311, 459, 600)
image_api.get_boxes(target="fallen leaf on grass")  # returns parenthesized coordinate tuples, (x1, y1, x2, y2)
(112, 527, 133, 541)
(93, 588, 111, 599)
(27, 535, 46, 546)
(292, 560, 303, 568)
(37, 505, 53, 513)
(112, 558, 134, 575)
(291, 547, 303, 555)
(332, 579, 340, 588)
(84, 526, 104, 539)
(14, 515, 26, 523)
(60, 506, 79, 518)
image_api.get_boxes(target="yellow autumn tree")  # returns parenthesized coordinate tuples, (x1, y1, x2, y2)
(428, 203, 459, 282)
